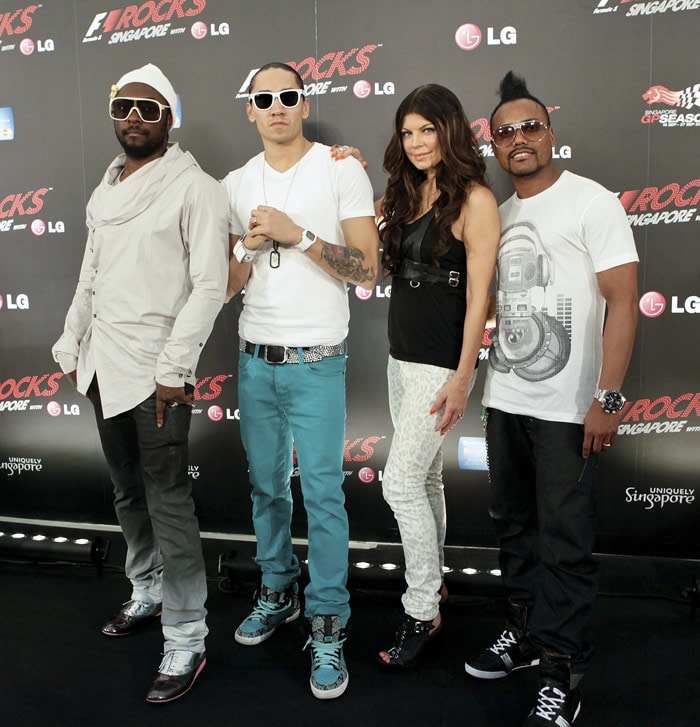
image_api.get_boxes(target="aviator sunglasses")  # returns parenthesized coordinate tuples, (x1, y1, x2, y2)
(109, 97, 170, 123)
(249, 89, 304, 111)
(491, 119, 550, 148)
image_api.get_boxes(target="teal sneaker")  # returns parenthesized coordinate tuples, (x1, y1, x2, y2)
(304, 615, 349, 700)
(234, 583, 300, 646)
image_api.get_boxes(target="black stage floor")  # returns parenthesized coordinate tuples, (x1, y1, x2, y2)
(1, 536, 699, 727)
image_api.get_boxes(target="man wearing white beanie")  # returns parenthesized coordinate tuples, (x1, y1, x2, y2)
(52, 63, 229, 703)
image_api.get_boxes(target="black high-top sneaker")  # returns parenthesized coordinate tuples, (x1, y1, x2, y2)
(523, 649, 581, 726)
(465, 600, 539, 679)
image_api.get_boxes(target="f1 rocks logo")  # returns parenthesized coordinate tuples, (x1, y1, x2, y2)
(618, 179, 700, 226)
(617, 392, 700, 436)
(236, 45, 381, 99)
(595, 0, 700, 15)
(83, 0, 206, 44)
(0, 5, 39, 38)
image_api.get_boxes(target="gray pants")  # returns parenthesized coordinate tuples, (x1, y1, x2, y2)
(381, 357, 474, 621)
(89, 380, 208, 653)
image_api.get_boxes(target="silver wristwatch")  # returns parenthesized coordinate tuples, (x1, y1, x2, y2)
(594, 388, 626, 414)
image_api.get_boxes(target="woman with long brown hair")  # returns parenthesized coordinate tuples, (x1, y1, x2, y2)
(375, 84, 499, 669)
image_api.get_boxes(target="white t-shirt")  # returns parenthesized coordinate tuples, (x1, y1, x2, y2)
(221, 143, 375, 347)
(482, 170, 639, 424)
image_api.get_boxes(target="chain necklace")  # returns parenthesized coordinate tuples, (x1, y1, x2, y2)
(262, 139, 308, 268)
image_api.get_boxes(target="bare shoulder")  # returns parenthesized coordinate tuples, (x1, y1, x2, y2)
(462, 182, 498, 212)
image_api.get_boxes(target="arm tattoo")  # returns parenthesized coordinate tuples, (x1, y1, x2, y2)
(320, 241, 375, 284)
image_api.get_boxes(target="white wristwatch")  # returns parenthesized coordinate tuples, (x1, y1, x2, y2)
(233, 235, 257, 263)
(298, 229, 317, 252)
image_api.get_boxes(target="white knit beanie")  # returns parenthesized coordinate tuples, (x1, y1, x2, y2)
(111, 63, 179, 126)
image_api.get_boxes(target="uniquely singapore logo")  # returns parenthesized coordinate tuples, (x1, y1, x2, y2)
(616, 392, 700, 436)
(625, 486, 695, 510)
(618, 178, 700, 226)
(236, 44, 386, 100)
(0, 456, 43, 476)
(594, 0, 700, 15)
(642, 81, 700, 127)
(81, 0, 224, 45)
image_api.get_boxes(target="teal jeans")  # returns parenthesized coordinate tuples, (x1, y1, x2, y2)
(238, 347, 350, 626)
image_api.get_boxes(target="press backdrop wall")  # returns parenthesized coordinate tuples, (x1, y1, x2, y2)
(1, 0, 698, 558)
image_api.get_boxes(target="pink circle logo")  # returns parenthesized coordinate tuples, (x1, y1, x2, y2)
(31, 219, 46, 235)
(191, 21, 207, 39)
(358, 467, 375, 484)
(46, 401, 62, 417)
(639, 291, 666, 318)
(207, 405, 223, 422)
(355, 286, 373, 301)
(353, 80, 372, 99)
(455, 24, 482, 51)
(20, 38, 35, 55)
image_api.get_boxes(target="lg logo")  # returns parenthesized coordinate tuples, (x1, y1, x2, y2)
(639, 291, 666, 318)
(454, 23, 517, 51)
(640, 291, 700, 316)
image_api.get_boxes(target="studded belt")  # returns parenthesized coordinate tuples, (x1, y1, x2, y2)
(240, 339, 346, 364)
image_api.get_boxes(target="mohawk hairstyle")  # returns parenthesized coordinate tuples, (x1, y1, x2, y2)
(490, 70, 550, 126)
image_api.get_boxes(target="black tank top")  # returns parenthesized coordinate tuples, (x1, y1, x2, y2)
(388, 209, 467, 370)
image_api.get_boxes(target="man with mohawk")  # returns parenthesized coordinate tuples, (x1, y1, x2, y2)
(465, 71, 638, 726)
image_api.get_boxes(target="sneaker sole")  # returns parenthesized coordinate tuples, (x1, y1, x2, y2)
(310, 673, 349, 700)
(234, 606, 301, 646)
(464, 658, 539, 680)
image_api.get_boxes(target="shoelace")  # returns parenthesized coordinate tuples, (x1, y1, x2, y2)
(247, 597, 290, 622)
(303, 636, 347, 669)
(534, 685, 567, 721)
(158, 650, 194, 676)
(122, 599, 155, 617)
(489, 629, 518, 655)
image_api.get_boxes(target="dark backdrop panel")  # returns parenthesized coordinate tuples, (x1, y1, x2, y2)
(1, 0, 698, 558)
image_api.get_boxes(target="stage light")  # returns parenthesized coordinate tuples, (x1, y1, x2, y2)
(354, 561, 371, 569)
(380, 563, 400, 571)
(488, 568, 501, 577)
(461, 567, 478, 575)
(0, 530, 110, 573)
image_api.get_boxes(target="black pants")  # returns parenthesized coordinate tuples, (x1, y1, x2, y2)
(485, 408, 600, 672)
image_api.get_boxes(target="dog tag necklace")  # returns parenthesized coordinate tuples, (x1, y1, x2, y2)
(262, 139, 308, 268)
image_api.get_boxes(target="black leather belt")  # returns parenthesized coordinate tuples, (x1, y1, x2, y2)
(240, 340, 345, 364)
(394, 258, 464, 288)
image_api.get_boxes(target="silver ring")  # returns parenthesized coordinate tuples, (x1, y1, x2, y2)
(168, 401, 179, 408)
(602, 442, 611, 448)
(457, 413, 464, 420)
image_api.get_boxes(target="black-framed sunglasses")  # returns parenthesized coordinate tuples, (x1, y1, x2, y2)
(491, 119, 550, 148)
(249, 89, 304, 111)
(109, 97, 170, 123)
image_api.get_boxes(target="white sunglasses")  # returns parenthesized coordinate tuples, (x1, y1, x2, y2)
(248, 89, 304, 111)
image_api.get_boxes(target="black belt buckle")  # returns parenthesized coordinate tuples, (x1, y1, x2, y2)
(263, 345, 287, 364)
